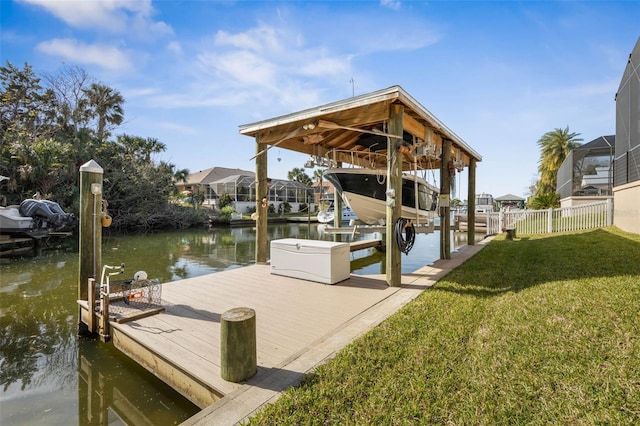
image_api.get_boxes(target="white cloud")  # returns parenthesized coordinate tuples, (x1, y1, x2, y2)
(197, 50, 278, 88)
(19, 0, 172, 38)
(380, 0, 401, 10)
(214, 25, 287, 53)
(157, 121, 198, 135)
(298, 56, 350, 77)
(137, 15, 437, 114)
(124, 87, 159, 98)
(167, 41, 183, 55)
(36, 38, 133, 71)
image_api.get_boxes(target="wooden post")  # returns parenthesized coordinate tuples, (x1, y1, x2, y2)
(440, 139, 452, 260)
(220, 307, 257, 382)
(467, 158, 476, 245)
(333, 161, 343, 229)
(99, 290, 110, 342)
(255, 137, 268, 264)
(386, 104, 403, 287)
(87, 278, 96, 333)
(78, 160, 103, 336)
(31, 237, 42, 257)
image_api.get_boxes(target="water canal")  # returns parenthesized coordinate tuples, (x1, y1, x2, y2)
(0, 223, 481, 425)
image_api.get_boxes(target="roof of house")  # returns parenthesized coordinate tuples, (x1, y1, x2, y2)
(495, 194, 526, 201)
(185, 167, 255, 185)
(573, 135, 615, 152)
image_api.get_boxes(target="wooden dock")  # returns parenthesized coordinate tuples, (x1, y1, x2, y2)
(75, 236, 493, 425)
(349, 238, 383, 252)
(81, 265, 400, 408)
(0, 231, 72, 257)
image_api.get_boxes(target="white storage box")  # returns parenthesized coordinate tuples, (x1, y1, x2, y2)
(270, 238, 350, 284)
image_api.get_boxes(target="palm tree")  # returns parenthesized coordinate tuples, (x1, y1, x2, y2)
(117, 134, 166, 162)
(312, 168, 325, 205)
(536, 126, 582, 195)
(83, 83, 124, 143)
(287, 167, 312, 185)
(173, 168, 190, 185)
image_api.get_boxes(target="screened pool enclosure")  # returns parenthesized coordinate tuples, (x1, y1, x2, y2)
(557, 135, 615, 201)
(209, 175, 314, 213)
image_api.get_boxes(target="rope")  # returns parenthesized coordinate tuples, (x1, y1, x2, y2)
(395, 218, 415, 255)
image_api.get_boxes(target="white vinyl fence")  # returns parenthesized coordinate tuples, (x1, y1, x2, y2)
(485, 199, 613, 235)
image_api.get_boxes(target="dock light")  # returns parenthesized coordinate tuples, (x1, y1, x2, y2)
(91, 183, 102, 195)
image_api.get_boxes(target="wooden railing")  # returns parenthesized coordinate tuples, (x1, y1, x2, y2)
(485, 199, 613, 235)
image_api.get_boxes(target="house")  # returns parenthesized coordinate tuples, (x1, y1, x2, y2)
(613, 36, 640, 234)
(176, 167, 255, 206)
(495, 194, 525, 210)
(177, 167, 315, 213)
(557, 135, 615, 208)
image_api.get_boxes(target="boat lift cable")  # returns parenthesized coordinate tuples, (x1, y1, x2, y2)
(395, 217, 415, 255)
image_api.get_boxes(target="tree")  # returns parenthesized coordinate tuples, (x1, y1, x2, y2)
(0, 61, 205, 230)
(9, 137, 72, 198)
(288, 167, 312, 185)
(536, 126, 582, 196)
(173, 168, 190, 185)
(527, 192, 560, 210)
(43, 65, 93, 136)
(312, 168, 325, 205)
(1, 61, 57, 155)
(83, 83, 124, 143)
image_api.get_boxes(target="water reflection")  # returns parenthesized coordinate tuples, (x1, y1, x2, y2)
(0, 224, 482, 425)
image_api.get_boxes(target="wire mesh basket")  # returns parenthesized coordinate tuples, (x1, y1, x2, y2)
(122, 278, 162, 308)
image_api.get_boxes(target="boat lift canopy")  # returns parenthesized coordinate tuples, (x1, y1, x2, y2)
(239, 85, 481, 171)
(239, 85, 483, 285)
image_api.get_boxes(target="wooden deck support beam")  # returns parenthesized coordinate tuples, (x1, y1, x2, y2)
(87, 278, 96, 333)
(386, 104, 403, 287)
(255, 136, 268, 264)
(440, 139, 452, 260)
(467, 158, 477, 245)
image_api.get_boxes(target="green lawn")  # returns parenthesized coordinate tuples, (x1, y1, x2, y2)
(248, 227, 640, 425)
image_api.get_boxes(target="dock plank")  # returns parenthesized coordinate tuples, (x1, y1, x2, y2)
(109, 265, 399, 405)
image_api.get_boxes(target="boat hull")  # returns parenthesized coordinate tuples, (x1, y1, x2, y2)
(0, 200, 76, 236)
(323, 168, 438, 225)
(0, 206, 38, 235)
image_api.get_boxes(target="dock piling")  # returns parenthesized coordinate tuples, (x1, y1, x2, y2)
(220, 307, 257, 383)
(78, 160, 104, 336)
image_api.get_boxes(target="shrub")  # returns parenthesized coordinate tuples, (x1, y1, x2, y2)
(219, 193, 233, 209)
(219, 205, 234, 220)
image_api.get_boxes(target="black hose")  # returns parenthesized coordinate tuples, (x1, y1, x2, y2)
(395, 218, 415, 255)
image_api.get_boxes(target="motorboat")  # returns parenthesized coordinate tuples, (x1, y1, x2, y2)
(0, 199, 77, 236)
(323, 168, 439, 225)
(0, 205, 37, 234)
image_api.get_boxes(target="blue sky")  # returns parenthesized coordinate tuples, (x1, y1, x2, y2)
(1, 1, 638, 200)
